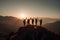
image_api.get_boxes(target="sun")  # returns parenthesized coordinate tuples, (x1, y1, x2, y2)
(20, 14, 26, 19)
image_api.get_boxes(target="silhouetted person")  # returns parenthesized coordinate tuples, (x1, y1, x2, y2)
(35, 18, 38, 25)
(40, 19, 42, 26)
(23, 19, 26, 26)
(27, 19, 30, 25)
(31, 18, 34, 25)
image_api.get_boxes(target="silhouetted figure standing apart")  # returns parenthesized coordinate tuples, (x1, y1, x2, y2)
(23, 19, 26, 26)
(27, 19, 30, 25)
(31, 18, 34, 25)
(35, 18, 38, 25)
(40, 19, 42, 26)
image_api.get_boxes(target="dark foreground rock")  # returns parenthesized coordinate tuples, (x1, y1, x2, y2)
(1, 25, 60, 40)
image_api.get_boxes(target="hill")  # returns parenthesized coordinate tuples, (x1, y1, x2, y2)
(6, 25, 60, 40)
(43, 21, 60, 35)
(41, 18, 60, 25)
(0, 16, 23, 33)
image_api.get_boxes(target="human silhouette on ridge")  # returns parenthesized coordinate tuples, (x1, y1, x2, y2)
(31, 18, 34, 25)
(40, 19, 42, 26)
(35, 18, 38, 25)
(27, 19, 30, 25)
(23, 19, 26, 26)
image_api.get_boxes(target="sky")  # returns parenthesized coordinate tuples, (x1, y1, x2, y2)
(0, 0, 60, 19)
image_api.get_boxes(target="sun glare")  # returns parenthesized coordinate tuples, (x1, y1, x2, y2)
(20, 14, 26, 19)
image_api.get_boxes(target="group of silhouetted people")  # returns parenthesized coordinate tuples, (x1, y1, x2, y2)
(23, 17, 42, 26)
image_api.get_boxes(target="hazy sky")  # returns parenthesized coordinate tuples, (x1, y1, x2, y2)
(0, 0, 60, 19)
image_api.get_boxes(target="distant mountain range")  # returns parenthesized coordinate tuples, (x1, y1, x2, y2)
(0, 16, 23, 33)
(43, 21, 60, 35)
(0, 16, 60, 34)
(41, 18, 60, 25)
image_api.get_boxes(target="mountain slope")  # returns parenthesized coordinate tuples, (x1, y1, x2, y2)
(43, 21, 60, 35)
(41, 18, 60, 25)
(8, 25, 60, 40)
(0, 16, 23, 33)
